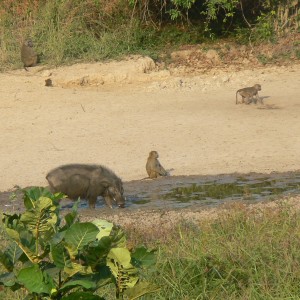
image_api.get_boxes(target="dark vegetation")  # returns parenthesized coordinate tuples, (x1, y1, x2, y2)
(0, 0, 299, 70)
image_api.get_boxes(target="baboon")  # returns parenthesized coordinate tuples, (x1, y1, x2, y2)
(45, 78, 53, 87)
(236, 84, 262, 105)
(21, 39, 38, 71)
(146, 151, 168, 179)
(46, 164, 126, 209)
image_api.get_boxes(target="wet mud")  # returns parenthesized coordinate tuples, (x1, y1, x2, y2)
(1, 171, 300, 214)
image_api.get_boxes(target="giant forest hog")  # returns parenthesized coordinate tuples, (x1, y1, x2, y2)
(46, 164, 125, 208)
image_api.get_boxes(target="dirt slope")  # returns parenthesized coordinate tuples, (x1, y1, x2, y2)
(1, 56, 300, 192)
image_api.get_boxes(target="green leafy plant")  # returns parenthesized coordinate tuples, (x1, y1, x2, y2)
(0, 187, 158, 299)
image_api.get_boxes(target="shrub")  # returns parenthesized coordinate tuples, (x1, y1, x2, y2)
(0, 187, 157, 299)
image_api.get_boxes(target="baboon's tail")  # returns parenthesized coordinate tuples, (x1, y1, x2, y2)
(236, 91, 239, 104)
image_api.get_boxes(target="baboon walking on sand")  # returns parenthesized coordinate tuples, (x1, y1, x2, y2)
(146, 151, 168, 179)
(236, 84, 262, 105)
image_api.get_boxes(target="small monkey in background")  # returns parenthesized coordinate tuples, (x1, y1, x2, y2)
(236, 84, 262, 104)
(146, 151, 168, 179)
(21, 39, 38, 71)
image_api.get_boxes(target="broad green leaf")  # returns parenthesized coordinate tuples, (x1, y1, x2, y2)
(5, 227, 20, 241)
(92, 219, 113, 240)
(107, 248, 139, 290)
(51, 243, 71, 269)
(62, 292, 104, 300)
(60, 278, 96, 292)
(21, 197, 56, 226)
(17, 264, 55, 295)
(19, 227, 34, 242)
(0, 249, 13, 271)
(107, 247, 132, 271)
(85, 237, 111, 268)
(51, 231, 66, 246)
(64, 213, 77, 228)
(110, 226, 126, 248)
(5, 229, 39, 263)
(6, 242, 24, 264)
(23, 187, 45, 208)
(0, 243, 23, 271)
(64, 223, 99, 257)
(43, 265, 61, 283)
(23, 186, 50, 200)
(23, 187, 53, 208)
(23, 187, 65, 209)
(2, 213, 20, 229)
(64, 200, 80, 228)
(17, 246, 39, 263)
(64, 261, 93, 276)
(131, 246, 156, 268)
(0, 272, 16, 287)
(124, 282, 161, 300)
(20, 196, 58, 243)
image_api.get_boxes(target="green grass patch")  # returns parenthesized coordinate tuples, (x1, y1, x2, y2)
(126, 203, 300, 299)
(1, 0, 298, 71)
(0, 1, 205, 71)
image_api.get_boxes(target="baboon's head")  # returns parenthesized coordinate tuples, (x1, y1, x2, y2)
(149, 151, 159, 159)
(254, 84, 261, 91)
(24, 39, 34, 47)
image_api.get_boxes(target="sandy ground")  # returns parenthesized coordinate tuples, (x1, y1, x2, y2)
(1, 57, 300, 193)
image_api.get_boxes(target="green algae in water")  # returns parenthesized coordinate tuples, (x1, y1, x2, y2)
(133, 199, 151, 204)
(164, 179, 300, 203)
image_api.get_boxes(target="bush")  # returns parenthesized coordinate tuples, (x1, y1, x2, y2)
(0, 187, 157, 299)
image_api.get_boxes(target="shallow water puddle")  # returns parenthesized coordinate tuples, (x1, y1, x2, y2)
(124, 171, 300, 209)
(1, 171, 300, 211)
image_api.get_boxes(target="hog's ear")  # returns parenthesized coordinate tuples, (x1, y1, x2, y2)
(103, 186, 114, 196)
(107, 186, 117, 195)
(100, 181, 111, 188)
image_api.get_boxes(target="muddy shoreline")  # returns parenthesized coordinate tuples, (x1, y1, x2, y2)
(1, 170, 300, 218)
